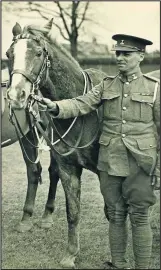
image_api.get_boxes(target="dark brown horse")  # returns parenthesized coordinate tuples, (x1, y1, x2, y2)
(6, 19, 160, 268)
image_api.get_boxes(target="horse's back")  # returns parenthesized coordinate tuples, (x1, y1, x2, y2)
(84, 68, 107, 85)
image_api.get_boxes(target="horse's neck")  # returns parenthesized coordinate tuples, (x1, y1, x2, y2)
(40, 46, 85, 101)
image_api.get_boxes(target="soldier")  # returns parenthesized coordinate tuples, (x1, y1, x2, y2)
(41, 34, 160, 269)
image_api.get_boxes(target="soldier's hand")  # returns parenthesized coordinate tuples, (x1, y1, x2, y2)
(41, 97, 57, 110)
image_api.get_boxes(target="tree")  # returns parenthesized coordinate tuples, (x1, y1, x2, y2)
(2, 1, 113, 59)
(26, 1, 90, 59)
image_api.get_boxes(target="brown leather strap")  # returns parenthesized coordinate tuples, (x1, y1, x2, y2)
(11, 69, 36, 83)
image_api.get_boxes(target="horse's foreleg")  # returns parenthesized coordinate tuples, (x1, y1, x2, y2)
(40, 154, 59, 229)
(59, 165, 82, 269)
(16, 130, 41, 232)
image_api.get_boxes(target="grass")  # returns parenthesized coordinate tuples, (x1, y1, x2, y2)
(2, 143, 160, 269)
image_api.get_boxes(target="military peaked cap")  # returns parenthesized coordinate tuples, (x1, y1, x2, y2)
(112, 34, 153, 52)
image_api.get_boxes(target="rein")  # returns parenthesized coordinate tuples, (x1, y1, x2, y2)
(32, 70, 100, 157)
(8, 105, 40, 164)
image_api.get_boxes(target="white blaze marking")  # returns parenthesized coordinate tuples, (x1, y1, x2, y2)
(12, 39, 28, 86)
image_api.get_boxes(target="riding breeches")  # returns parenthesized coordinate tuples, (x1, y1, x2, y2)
(99, 151, 156, 221)
(99, 153, 156, 269)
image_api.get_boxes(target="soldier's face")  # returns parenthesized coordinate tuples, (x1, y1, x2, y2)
(115, 51, 144, 73)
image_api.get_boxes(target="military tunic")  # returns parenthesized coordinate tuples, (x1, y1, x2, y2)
(54, 70, 160, 177)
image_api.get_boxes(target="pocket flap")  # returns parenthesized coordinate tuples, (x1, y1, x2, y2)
(102, 90, 120, 100)
(99, 134, 111, 145)
(132, 93, 153, 103)
(137, 137, 157, 150)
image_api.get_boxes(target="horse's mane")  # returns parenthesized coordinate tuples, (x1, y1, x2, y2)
(23, 24, 81, 69)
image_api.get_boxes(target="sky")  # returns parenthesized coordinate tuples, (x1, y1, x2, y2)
(1, 1, 160, 58)
(90, 1, 160, 52)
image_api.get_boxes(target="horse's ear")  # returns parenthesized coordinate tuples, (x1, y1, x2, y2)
(44, 18, 53, 32)
(12, 22, 22, 37)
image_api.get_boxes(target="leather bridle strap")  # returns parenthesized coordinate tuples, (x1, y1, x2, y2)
(11, 69, 37, 83)
(9, 108, 40, 163)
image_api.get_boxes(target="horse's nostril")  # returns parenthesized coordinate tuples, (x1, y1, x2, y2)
(20, 90, 26, 100)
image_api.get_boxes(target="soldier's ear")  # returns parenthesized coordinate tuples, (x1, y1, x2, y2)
(139, 52, 145, 62)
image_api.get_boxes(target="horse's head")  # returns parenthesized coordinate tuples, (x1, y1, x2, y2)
(6, 19, 53, 109)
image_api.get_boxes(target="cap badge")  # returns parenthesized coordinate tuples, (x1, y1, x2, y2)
(120, 40, 124, 45)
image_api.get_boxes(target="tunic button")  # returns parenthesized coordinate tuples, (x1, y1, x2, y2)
(122, 134, 126, 138)
(150, 144, 153, 147)
(122, 120, 126, 124)
(122, 107, 127, 110)
(125, 82, 129, 85)
(124, 94, 128, 98)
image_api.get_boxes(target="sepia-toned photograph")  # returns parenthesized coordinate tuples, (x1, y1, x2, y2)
(1, 1, 160, 269)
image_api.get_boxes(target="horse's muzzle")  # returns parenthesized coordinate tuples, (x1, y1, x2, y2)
(7, 88, 26, 109)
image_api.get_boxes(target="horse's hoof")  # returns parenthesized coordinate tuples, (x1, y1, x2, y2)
(16, 220, 33, 232)
(39, 215, 53, 229)
(60, 257, 76, 269)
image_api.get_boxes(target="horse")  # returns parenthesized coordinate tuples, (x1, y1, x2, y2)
(6, 19, 160, 268)
(1, 70, 58, 232)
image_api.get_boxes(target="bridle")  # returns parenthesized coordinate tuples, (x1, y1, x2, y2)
(8, 34, 100, 161)
(7, 33, 51, 164)
(11, 33, 51, 95)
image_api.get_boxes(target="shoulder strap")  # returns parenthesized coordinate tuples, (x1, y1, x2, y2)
(143, 73, 160, 83)
(143, 74, 160, 104)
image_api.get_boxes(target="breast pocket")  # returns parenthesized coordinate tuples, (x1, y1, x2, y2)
(102, 90, 120, 117)
(131, 93, 153, 122)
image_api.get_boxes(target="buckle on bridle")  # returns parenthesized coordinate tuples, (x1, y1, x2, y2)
(46, 59, 51, 68)
(30, 94, 43, 103)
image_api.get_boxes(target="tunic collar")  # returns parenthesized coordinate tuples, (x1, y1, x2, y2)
(118, 69, 142, 83)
